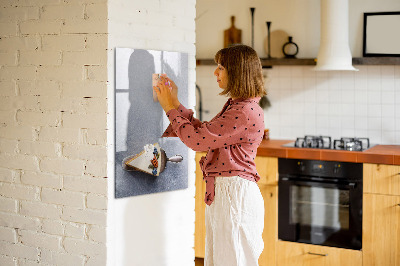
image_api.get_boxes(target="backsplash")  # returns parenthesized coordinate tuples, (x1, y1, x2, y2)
(196, 65, 400, 145)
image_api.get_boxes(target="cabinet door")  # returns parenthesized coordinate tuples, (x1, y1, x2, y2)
(259, 185, 278, 266)
(364, 164, 400, 196)
(255, 156, 278, 186)
(195, 152, 207, 258)
(277, 241, 362, 266)
(363, 193, 400, 266)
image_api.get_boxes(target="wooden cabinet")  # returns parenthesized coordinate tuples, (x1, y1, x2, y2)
(363, 163, 400, 266)
(364, 163, 400, 196)
(255, 156, 278, 186)
(195, 152, 207, 258)
(276, 241, 362, 266)
(259, 184, 278, 266)
(363, 193, 400, 266)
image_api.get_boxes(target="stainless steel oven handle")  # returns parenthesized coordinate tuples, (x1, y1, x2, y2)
(307, 252, 328, 256)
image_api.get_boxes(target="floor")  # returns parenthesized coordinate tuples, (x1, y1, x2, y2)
(195, 257, 204, 266)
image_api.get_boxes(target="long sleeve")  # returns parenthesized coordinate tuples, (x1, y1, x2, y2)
(165, 105, 249, 152)
(161, 103, 202, 138)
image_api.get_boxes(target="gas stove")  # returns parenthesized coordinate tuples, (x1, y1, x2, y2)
(283, 135, 373, 151)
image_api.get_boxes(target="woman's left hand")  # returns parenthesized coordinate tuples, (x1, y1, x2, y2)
(153, 76, 175, 113)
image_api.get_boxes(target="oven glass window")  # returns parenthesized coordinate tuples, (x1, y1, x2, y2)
(290, 186, 349, 230)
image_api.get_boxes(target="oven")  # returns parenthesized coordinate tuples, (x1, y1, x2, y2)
(278, 158, 363, 250)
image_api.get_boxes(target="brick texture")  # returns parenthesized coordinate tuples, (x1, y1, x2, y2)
(0, 1, 108, 264)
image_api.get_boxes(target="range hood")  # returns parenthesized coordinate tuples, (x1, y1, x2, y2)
(314, 0, 358, 71)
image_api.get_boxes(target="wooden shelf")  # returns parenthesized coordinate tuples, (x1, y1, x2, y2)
(196, 57, 400, 67)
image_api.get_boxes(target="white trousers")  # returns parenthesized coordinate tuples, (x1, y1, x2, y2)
(205, 176, 264, 266)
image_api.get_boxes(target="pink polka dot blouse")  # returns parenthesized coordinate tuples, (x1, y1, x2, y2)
(162, 97, 265, 205)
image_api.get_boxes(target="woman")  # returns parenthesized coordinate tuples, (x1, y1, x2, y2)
(154, 44, 266, 266)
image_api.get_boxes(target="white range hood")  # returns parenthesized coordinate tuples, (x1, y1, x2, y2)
(314, 0, 358, 71)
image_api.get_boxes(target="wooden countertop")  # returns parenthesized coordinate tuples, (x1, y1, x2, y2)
(257, 139, 400, 165)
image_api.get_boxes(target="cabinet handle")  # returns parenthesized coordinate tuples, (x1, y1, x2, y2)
(307, 252, 328, 256)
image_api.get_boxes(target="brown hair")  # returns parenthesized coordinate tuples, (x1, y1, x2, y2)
(214, 44, 266, 99)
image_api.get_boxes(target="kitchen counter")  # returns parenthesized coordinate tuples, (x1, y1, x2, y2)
(257, 139, 400, 165)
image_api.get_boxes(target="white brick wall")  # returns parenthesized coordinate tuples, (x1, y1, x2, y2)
(0, 0, 108, 265)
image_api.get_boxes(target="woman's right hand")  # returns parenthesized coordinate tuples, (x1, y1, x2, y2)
(162, 76, 180, 109)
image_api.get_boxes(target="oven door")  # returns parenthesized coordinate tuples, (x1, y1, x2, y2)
(278, 176, 362, 250)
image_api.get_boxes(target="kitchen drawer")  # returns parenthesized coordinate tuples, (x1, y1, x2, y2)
(255, 156, 278, 186)
(276, 241, 362, 266)
(364, 164, 400, 196)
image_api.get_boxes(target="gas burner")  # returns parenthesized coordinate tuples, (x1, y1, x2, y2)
(333, 137, 370, 151)
(295, 135, 332, 149)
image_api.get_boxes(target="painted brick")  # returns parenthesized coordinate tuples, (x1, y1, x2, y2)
(64, 222, 85, 239)
(0, 81, 15, 96)
(16, 111, 61, 127)
(19, 230, 61, 251)
(38, 96, 107, 114)
(84, 160, 107, 177)
(21, 171, 62, 189)
(63, 144, 107, 161)
(41, 188, 85, 208)
(0, 36, 40, 52)
(37, 66, 84, 82)
(0, 51, 17, 65)
(0, 126, 34, 141)
(85, 65, 107, 82)
(0, 255, 16, 266)
(0, 138, 18, 153)
(41, 4, 84, 20)
(0, 196, 17, 213)
(63, 113, 107, 129)
(19, 51, 61, 66)
(0, 212, 41, 231)
(0, 241, 39, 261)
(19, 140, 59, 157)
(85, 3, 107, 20)
(38, 127, 80, 143)
(3, 0, 62, 6)
(20, 201, 61, 219)
(63, 50, 107, 66)
(41, 219, 64, 236)
(7, 96, 40, 112)
(0, 168, 15, 183)
(18, 80, 61, 97)
(86, 193, 107, 210)
(40, 249, 85, 266)
(0, 183, 39, 201)
(0, 7, 39, 22)
(87, 225, 105, 243)
(63, 237, 106, 257)
(0, 110, 16, 125)
(40, 157, 85, 176)
(61, 207, 106, 226)
(85, 34, 107, 51)
(0, 66, 36, 81)
(0, 154, 39, 171)
(0, 226, 17, 243)
(82, 128, 107, 145)
(62, 19, 107, 34)
(63, 175, 107, 195)
(20, 21, 61, 35)
(61, 81, 107, 98)
(42, 34, 85, 51)
(86, 255, 106, 266)
(18, 259, 42, 266)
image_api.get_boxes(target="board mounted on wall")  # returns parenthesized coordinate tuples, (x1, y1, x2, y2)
(114, 48, 189, 198)
(363, 11, 400, 57)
